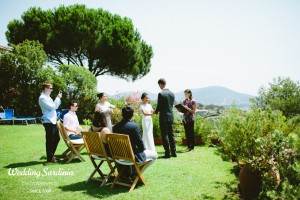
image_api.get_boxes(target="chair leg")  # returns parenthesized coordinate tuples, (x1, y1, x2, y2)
(100, 164, 117, 187)
(77, 146, 86, 161)
(111, 164, 124, 189)
(129, 164, 148, 192)
(88, 160, 105, 182)
(66, 154, 76, 163)
(61, 149, 71, 158)
(69, 145, 85, 162)
(95, 161, 106, 177)
(76, 153, 85, 162)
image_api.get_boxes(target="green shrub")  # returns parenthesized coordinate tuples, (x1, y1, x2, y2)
(217, 105, 300, 198)
(108, 97, 126, 125)
(152, 114, 161, 138)
(217, 106, 286, 161)
(194, 116, 215, 144)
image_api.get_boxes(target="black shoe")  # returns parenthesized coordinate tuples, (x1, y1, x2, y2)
(162, 155, 171, 159)
(171, 153, 177, 157)
(53, 157, 61, 161)
(47, 157, 59, 163)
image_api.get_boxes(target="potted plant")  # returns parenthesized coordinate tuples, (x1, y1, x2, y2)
(152, 114, 163, 145)
(180, 116, 214, 145)
(217, 106, 288, 199)
(208, 131, 221, 146)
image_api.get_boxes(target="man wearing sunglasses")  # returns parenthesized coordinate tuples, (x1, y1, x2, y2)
(38, 82, 62, 163)
(63, 102, 84, 140)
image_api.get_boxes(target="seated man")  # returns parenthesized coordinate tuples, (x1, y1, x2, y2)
(63, 102, 84, 140)
(113, 106, 157, 167)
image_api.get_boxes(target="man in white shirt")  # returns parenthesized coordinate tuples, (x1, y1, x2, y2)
(63, 102, 83, 140)
(38, 82, 62, 163)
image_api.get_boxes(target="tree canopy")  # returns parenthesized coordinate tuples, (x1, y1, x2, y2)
(251, 77, 300, 118)
(6, 4, 154, 81)
(0, 40, 98, 119)
(0, 40, 47, 115)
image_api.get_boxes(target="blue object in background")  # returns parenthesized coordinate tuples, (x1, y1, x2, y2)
(4, 109, 14, 119)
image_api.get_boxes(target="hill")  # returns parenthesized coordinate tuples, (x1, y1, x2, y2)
(175, 86, 254, 107)
(108, 86, 255, 107)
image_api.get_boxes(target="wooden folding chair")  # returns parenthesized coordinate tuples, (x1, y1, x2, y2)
(57, 121, 85, 163)
(82, 131, 117, 186)
(107, 134, 151, 192)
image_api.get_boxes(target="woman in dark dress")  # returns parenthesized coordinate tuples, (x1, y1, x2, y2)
(88, 111, 111, 156)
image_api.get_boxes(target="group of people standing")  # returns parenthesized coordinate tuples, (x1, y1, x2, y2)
(38, 78, 197, 167)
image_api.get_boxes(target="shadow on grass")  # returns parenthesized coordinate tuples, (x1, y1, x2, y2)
(58, 159, 85, 165)
(156, 146, 191, 158)
(230, 164, 241, 178)
(37, 155, 88, 165)
(4, 161, 44, 168)
(59, 180, 145, 198)
(211, 149, 241, 178)
(200, 194, 215, 199)
(214, 180, 241, 200)
(212, 147, 233, 162)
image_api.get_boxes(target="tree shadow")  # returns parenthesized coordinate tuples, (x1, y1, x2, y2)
(200, 194, 215, 199)
(58, 159, 85, 165)
(230, 164, 241, 178)
(58, 180, 144, 198)
(39, 155, 88, 165)
(214, 180, 242, 200)
(4, 161, 45, 168)
(213, 148, 233, 162)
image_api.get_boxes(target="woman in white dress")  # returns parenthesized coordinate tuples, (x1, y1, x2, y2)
(95, 92, 115, 132)
(139, 93, 157, 152)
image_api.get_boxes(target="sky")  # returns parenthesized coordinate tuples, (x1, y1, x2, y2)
(1, 0, 300, 97)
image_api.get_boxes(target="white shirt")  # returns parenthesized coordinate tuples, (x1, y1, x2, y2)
(38, 92, 61, 124)
(63, 111, 81, 136)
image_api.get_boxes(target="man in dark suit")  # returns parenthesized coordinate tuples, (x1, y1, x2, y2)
(113, 106, 157, 164)
(154, 78, 177, 158)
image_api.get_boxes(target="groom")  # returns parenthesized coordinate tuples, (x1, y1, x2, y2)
(154, 78, 177, 158)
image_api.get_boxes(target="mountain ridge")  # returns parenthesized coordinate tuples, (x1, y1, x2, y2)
(108, 86, 255, 107)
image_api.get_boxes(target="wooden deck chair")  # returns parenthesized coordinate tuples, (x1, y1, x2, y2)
(107, 134, 151, 192)
(57, 121, 85, 163)
(82, 131, 117, 187)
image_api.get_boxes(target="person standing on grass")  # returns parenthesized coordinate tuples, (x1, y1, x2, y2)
(63, 102, 84, 140)
(182, 89, 196, 152)
(154, 78, 177, 158)
(38, 82, 62, 163)
(95, 92, 115, 132)
(139, 93, 156, 152)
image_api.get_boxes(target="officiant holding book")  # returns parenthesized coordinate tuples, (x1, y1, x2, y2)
(178, 89, 196, 152)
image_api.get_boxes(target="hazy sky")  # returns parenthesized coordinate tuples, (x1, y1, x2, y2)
(1, 0, 300, 96)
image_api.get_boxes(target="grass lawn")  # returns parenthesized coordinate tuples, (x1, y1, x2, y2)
(0, 125, 240, 200)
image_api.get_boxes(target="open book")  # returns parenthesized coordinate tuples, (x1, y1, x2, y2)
(175, 104, 188, 113)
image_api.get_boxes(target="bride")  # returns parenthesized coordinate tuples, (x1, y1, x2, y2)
(139, 93, 156, 152)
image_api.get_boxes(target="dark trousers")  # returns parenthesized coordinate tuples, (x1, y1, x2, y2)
(184, 121, 195, 149)
(160, 121, 176, 155)
(43, 123, 60, 161)
(69, 133, 82, 140)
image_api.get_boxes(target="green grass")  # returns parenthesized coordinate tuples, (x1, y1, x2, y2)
(0, 125, 240, 200)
